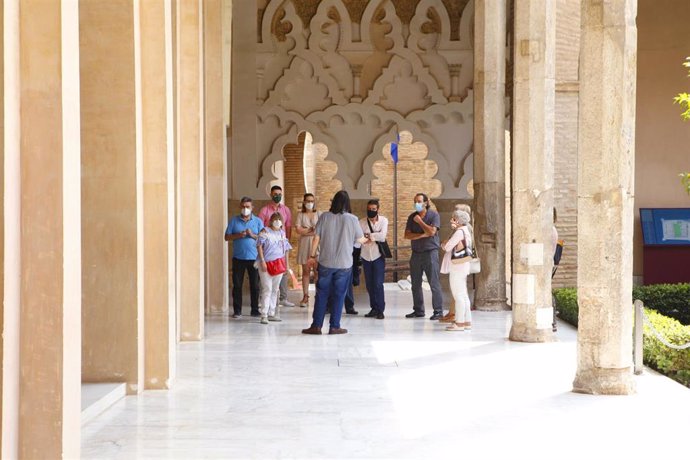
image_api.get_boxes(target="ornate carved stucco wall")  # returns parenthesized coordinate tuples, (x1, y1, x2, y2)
(231, 0, 475, 200)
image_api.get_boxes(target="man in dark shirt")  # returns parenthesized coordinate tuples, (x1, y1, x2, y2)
(404, 193, 444, 320)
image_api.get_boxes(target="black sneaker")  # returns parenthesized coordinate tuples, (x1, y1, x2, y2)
(429, 312, 443, 320)
(250, 311, 261, 317)
(405, 311, 425, 318)
(345, 309, 359, 315)
(376, 312, 385, 320)
(364, 310, 378, 318)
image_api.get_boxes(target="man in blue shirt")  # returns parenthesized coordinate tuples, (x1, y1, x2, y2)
(225, 197, 264, 318)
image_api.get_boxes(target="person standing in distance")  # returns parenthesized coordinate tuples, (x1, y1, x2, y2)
(302, 191, 368, 335)
(295, 193, 321, 308)
(224, 197, 264, 318)
(360, 199, 388, 319)
(404, 193, 445, 320)
(258, 185, 295, 307)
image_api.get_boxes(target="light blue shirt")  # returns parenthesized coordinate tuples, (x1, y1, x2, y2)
(226, 215, 264, 260)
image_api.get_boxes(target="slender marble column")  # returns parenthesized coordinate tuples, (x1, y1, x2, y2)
(177, 0, 205, 340)
(573, 0, 637, 395)
(4, 0, 81, 456)
(509, 0, 556, 342)
(204, 0, 229, 315)
(80, 0, 144, 395)
(473, 0, 509, 311)
(139, 0, 177, 389)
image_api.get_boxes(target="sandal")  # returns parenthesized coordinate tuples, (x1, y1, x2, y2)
(445, 323, 465, 332)
(299, 296, 309, 308)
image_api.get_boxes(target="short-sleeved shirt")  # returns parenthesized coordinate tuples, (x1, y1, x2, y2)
(405, 209, 441, 253)
(257, 228, 292, 262)
(257, 203, 292, 230)
(315, 212, 364, 269)
(226, 215, 264, 260)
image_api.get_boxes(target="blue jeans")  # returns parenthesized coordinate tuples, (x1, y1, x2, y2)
(312, 266, 352, 329)
(362, 257, 386, 312)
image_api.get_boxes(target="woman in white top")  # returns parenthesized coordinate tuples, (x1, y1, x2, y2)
(441, 203, 474, 323)
(295, 193, 321, 308)
(359, 199, 389, 319)
(440, 210, 472, 331)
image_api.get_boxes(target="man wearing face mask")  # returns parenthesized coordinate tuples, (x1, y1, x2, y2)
(258, 185, 295, 307)
(404, 192, 445, 320)
(360, 199, 388, 319)
(225, 197, 264, 318)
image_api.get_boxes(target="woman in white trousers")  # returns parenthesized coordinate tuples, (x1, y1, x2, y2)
(440, 210, 472, 331)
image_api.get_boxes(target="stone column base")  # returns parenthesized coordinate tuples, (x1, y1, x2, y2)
(573, 367, 635, 395)
(509, 323, 555, 343)
(474, 297, 510, 311)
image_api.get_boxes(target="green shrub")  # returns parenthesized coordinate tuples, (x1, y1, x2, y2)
(552, 288, 690, 387)
(553, 288, 578, 327)
(642, 309, 690, 387)
(633, 283, 690, 325)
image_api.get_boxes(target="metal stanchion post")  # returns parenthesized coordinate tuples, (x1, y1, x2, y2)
(634, 299, 644, 375)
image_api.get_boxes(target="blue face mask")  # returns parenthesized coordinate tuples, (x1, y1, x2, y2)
(415, 203, 425, 213)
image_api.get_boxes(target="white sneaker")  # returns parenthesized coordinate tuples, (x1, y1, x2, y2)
(260, 317, 268, 324)
(280, 299, 295, 307)
(268, 316, 282, 322)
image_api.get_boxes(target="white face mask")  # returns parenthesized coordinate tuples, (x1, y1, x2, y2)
(305, 202, 314, 210)
(241, 208, 251, 216)
(272, 220, 282, 229)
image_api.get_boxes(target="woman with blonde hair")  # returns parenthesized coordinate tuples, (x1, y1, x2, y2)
(441, 204, 474, 323)
(295, 193, 321, 308)
(440, 209, 473, 331)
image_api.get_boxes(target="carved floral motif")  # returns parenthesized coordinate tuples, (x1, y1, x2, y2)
(255, 0, 476, 198)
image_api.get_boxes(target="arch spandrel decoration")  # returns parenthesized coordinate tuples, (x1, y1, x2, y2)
(255, 0, 475, 199)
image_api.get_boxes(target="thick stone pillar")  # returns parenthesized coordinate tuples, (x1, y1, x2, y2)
(80, 0, 144, 394)
(204, 0, 228, 314)
(177, 0, 205, 340)
(509, 0, 556, 342)
(3, 0, 82, 456)
(139, 0, 177, 389)
(573, 0, 637, 395)
(473, 0, 509, 311)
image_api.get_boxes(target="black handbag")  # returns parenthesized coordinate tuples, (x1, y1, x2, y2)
(367, 219, 393, 258)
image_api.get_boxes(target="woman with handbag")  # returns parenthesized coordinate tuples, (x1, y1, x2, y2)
(257, 212, 292, 324)
(441, 204, 475, 323)
(440, 209, 473, 331)
(295, 193, 321, 308)
(359, 199, 389, 319)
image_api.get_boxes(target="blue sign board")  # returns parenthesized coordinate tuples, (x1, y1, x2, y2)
(640, 208, 690, 246)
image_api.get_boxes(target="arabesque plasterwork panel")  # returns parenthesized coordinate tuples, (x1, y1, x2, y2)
(253, 0, 474, 198)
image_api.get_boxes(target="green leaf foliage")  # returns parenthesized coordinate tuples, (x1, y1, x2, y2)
(632, 283, 690, 325)
(553, 288, 578, 327)
(642, 309, 690, 387)
(681, 172, 690, 195)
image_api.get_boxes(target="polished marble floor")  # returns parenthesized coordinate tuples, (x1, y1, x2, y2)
(82, 286, 690, 459)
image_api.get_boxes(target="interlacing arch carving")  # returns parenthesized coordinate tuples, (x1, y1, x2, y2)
(256, 0, 475, 199)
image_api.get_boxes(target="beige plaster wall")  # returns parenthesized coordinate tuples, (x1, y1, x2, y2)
(634, 0, 690, 279)
(80, 0, 143, 393)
